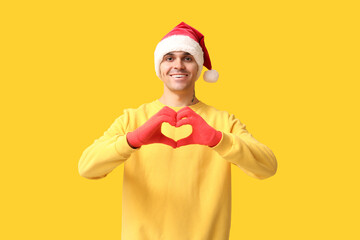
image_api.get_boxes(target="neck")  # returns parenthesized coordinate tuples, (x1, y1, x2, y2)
(159, 88, 199, 107)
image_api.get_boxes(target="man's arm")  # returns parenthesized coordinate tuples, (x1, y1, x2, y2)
(212, 114, 277, 180)
(78, 111, 137, 179)
(175, 106, 277, 180)
(78, 106, 178, 179)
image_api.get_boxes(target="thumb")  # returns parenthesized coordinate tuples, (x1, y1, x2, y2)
(158, 134, 177, 148)
(176, 135, 193, 148)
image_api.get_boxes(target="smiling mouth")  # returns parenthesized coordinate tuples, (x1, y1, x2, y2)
(170, 74, 188, 78)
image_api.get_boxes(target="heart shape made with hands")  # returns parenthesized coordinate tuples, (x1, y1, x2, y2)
(127, 106, 222, 149)
(161, 122, 193, 141)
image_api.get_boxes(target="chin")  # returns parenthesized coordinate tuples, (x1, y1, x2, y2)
(169, 87, 187, 92)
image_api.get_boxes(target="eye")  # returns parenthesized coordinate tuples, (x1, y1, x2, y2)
(165, 56, 173, 61)
(184, 57, 193, 61)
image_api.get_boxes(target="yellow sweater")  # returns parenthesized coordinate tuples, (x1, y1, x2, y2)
(78, 99, 277, 240)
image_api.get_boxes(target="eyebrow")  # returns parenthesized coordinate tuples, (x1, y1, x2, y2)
(164, 52, 192, 56)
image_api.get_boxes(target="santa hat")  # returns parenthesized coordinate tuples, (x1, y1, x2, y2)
(154, 22, 219, 83)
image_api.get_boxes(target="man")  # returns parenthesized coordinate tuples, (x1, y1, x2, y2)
(78, 22, 277, 240)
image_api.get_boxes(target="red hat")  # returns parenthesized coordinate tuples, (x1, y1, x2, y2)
(154, 22, 219, 83)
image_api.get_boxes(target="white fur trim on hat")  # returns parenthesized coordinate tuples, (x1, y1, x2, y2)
(154, 35, 204, 80)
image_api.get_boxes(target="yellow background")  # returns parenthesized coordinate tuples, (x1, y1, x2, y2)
(1, 0, 359, 239)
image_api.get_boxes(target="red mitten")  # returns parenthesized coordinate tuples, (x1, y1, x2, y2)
(176, 107, 222, 148)
(127, 106, 177, 148)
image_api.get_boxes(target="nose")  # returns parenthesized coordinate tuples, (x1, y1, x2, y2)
(174, 58, 185, 69)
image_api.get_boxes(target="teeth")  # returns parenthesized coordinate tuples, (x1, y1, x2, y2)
(172, 75, 186, 78)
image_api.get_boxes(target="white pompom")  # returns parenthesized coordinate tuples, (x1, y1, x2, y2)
(203, 70, 219, 83)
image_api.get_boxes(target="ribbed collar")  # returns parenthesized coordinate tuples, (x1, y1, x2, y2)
(151, 99, 206, 112)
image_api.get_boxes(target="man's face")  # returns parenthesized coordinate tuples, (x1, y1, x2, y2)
(159, 51, 199, 93)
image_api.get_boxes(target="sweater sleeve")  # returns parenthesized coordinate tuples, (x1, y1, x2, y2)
(212, 114, 277, 180)
(78, 110, 137, 179)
